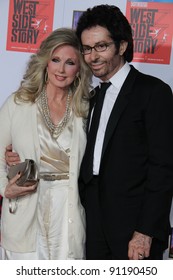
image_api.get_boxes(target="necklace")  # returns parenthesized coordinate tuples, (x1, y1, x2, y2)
(40, 88, 71, 138)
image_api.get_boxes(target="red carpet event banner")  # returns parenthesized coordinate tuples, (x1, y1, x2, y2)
(169, 227, 173, 258)
(6, 0, 55, 53)
(126, 0, 173, 64)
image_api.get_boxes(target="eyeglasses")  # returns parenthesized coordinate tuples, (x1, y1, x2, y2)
(81, 42, 114, 55)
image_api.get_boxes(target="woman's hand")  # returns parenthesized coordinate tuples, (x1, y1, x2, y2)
(5, 172, 38, 199)
(5, 144, 21, 166)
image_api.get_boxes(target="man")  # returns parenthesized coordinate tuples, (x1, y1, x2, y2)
(76, 4, 173, 260)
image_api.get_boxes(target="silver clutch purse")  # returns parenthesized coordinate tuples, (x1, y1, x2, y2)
(7, 159, 38, 186)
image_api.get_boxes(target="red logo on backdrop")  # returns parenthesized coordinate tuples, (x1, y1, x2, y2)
(6, 0, 55, 53)
(126, 1, 173, 64)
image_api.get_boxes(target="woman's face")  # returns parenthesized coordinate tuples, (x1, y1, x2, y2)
(47, 45, 80, 89)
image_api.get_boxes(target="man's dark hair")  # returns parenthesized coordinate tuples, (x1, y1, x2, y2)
(76, 4, 133, 62)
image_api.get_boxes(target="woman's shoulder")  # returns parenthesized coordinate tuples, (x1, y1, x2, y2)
(0, 93, 15, 110)
(0, 93, 35, 117)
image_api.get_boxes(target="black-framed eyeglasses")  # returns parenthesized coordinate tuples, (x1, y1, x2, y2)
(81, 42, 114, 55)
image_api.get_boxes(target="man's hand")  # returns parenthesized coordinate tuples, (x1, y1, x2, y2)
(128, 231, 152, 260)
(5, 144, 21, 166)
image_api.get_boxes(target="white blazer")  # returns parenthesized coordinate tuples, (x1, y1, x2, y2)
(0, 94, 86, 258)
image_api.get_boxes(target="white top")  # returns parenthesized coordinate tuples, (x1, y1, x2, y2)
(0, 94, 86, 258)
(93, 62, 131, 174)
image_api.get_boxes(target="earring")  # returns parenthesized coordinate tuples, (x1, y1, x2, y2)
(74, 73, 81, 88)
(45, 70, 48, 83)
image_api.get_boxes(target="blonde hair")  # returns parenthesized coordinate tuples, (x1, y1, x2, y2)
(14, 28, 92, 117)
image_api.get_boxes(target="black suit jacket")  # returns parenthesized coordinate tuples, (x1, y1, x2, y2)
(79, 65, 173, 252)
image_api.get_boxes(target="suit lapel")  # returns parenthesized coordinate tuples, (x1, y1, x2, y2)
(101, 66, 138, 157)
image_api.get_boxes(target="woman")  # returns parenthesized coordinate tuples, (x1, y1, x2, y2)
(0, 28, 92, 260)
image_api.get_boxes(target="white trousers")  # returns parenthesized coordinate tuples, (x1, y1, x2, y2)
(2, 179, 70, 260)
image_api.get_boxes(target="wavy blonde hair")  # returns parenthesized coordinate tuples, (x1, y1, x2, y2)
(14, 28, 92, 117)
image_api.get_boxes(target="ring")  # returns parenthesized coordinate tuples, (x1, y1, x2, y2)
(138, 253, 144, 259)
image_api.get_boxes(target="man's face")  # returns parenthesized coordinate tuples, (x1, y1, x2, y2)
(81, 25, 126, 81)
